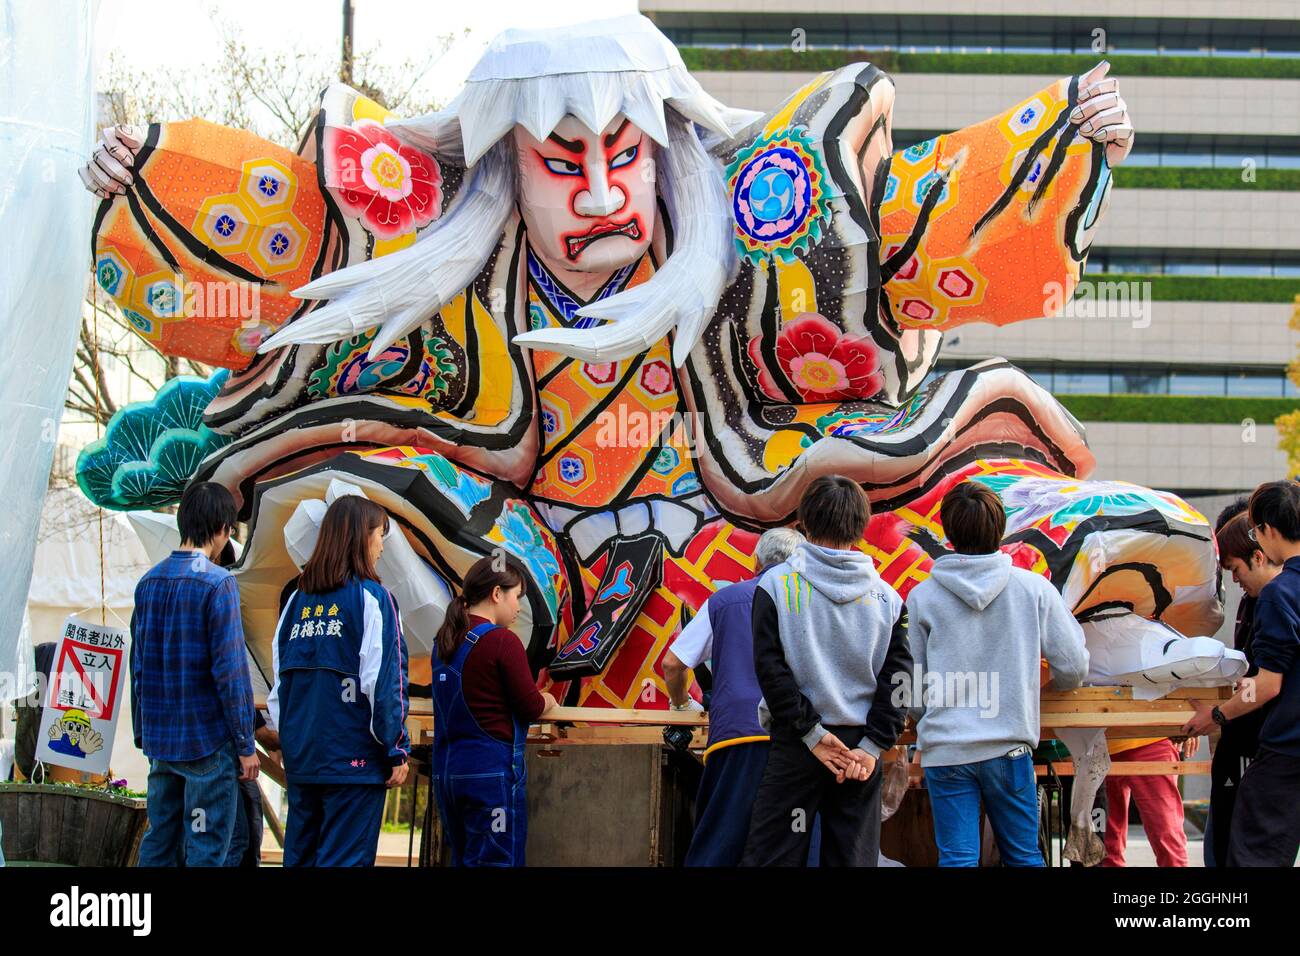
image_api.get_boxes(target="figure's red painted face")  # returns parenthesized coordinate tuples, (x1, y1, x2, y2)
(514, 115, 657, 274)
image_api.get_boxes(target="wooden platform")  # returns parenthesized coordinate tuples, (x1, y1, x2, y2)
(406, 684, 1232, 776)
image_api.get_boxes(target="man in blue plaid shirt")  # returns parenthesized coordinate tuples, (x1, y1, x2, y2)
(131, 482, 258, 866)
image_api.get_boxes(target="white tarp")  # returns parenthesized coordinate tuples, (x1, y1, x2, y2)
(0, 0, 96, 701)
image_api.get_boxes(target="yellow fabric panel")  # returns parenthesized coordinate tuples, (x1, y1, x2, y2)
(763, 73, 831, 138)
(1108, 736, 1165, 756)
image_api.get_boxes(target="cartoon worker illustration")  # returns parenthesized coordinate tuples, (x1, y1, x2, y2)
(47, 709, 105, 759)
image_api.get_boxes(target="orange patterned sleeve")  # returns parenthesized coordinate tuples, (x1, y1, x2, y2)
(92, 119, 327, 370)
(878, 77, 1111, 332)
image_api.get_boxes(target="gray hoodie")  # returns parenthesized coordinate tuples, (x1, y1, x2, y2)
(904, 551, 1089, 768)
(754, 542, 912, 757)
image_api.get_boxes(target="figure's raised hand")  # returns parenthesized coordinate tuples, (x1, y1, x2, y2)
(78, 125, 145, 199)
(1068, 62, 1134, 167)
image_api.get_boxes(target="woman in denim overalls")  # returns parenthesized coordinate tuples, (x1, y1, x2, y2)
(430, 557, 556, 866)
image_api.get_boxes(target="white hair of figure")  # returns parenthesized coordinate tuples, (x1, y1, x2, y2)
(756, 527, 805, 570)
(260, 14, 759, 367)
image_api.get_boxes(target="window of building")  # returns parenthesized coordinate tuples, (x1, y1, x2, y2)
(656, 14, 1300, 58)
(893, 131, 1300, 171)
(1170, 371, 1228, 395)
(1088, 248, 1300, 278)
(920, 360, 1292, 399)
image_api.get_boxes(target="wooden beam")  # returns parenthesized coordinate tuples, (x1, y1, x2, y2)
(539, 706, 708, 726)
(1042, 687, 1231, 702)
(1041, 727, 1195, 739)
(258, 780, 285, 848)
(532, 728, 710, 748)
(1034, 761, 1209, 777)
(1041, 711, 1190, 728)
(257, 747, 286, 788)
(1040, 700, 1197, 713)
(887, 761, 1211, 781)
(404, 688, 1220, 753)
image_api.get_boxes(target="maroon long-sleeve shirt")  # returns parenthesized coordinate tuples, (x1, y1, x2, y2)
(462, 616, 546, 742)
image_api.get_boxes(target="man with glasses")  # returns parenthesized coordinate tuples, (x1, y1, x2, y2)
(1184, 480, 1300, 866)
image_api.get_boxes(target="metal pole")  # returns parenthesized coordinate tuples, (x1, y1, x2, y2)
(341, 0, 354, 85)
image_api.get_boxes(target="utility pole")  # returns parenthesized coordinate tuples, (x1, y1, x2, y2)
(341, 0, 354, 85)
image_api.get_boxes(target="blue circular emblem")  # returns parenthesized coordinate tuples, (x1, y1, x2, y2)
(732, 145, 812, 244)
(749, 166, 796, 222)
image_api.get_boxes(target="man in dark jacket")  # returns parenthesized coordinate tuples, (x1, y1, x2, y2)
(1185, 480, 1300, 866)
(1204, 504, 1279, 866)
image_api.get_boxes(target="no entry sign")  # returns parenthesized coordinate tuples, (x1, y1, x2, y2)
(35, 615, 129, 776)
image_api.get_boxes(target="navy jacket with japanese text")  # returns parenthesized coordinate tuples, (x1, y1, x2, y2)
(268, 577, 410, 784)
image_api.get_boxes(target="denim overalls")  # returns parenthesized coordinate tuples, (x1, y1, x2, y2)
(430, 622, 529, 866)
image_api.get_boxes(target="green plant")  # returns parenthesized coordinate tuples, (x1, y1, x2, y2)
(897, 52, 1300, 79)
(1277, 303, 1300, 475)
(1058, 393, 1300, 425)
(1112, 168, 1300, 191)
(1079, 274, 1300, 303)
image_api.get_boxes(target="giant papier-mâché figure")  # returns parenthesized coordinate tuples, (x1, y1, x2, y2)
(80, 15, 1233, 711)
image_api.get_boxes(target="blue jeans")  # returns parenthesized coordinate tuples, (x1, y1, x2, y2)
(137, 739, 240, 867)
(225, 777, 264, 867)
(925, 751, 1044, 867)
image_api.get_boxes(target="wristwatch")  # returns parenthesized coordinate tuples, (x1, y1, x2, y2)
(1211, 705, 1228, 727)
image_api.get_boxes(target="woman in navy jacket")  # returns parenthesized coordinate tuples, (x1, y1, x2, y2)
(268, 495, 410, 867)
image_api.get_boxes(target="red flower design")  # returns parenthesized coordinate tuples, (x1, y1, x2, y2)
(324, 120, 443, 239)
(746, 313, 883, 401)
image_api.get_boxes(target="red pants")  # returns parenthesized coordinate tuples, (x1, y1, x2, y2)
(1102, 739, 1188, 867)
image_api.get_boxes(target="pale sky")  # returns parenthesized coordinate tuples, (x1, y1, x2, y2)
(94, 0, 639, 107)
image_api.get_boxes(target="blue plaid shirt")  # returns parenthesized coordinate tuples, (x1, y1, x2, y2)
(130, 551, 255, 761)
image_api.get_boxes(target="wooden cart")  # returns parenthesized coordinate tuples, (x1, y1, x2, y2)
(398, 685, 1231, 866)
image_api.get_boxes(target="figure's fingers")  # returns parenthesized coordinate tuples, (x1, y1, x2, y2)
(77, 164, 112, 198)
(1080, 60, 1111, 89)
(1098, 122, 1135, 144)
(83, 160, 125, 194)
(91, 150, 131, 189)
(104, 124, 145, 154)
(1070, 91, 1120, 124)
(1078, 76, 1118, 103)
(1080, 106, 1131, 139)
(94, 147, 134, 186)
(102, 136, 135, 168)
(1094, 121, 1135, 147)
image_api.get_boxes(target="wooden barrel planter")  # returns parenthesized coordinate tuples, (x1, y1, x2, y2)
(0, 783, 147, 866)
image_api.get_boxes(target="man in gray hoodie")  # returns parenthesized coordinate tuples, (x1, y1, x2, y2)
(905, 480, 1089, 866)
(741, 476, 913, 867)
